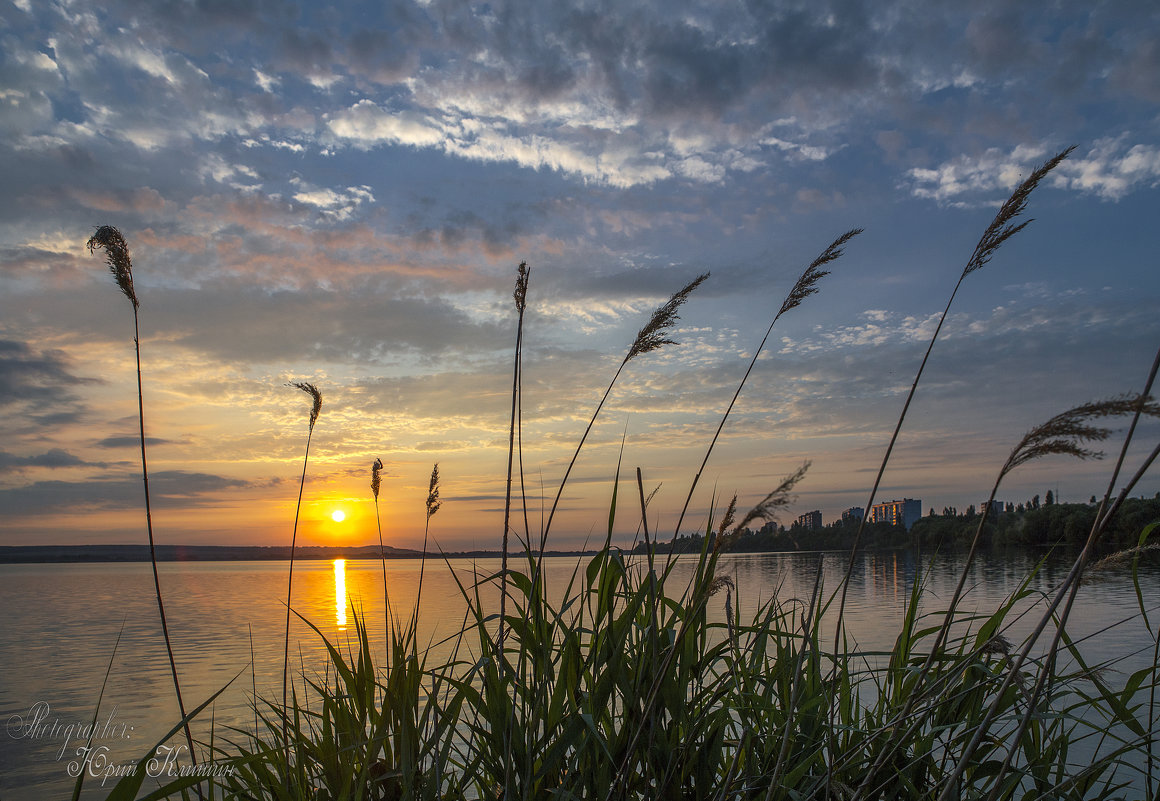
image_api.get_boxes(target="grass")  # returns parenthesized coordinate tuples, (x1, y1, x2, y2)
(89, 150, 1160, 800)
(87, 226, 197, 765)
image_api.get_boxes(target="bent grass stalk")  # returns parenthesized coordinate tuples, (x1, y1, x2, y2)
(672, 229, 862, 539)
(850, 394, 1159, 800)
(87, 225, 197, 764)
(540, 271, 708, 550)
(833, 145, 1075, 644)
(499, 261, 530, 794)
(371, 458, 390, 644)
(500, 261, 530, 661)
(974, 359, 1160, 801)
(413, 463, 440, 632)
(826, 145, 1074, 793)
(280, 380, 321, 761)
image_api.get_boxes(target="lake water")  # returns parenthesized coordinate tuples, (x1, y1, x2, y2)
(1, 550, 1156, 799)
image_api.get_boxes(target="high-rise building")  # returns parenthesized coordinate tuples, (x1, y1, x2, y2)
(841, 507, 865, 524)
(979, 499, 1005, 517)
(796, 510, 822, 530)
(869, 498, 922, 530)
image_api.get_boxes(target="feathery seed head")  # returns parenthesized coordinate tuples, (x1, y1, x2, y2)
(426, 463, 441, 519)
(1085, 543, 1160, 580)
(87, 225, 139, 309)
(713, 494, 740, 552)
(779, 228, 863, 316)
(962, 146, 1075, 278)
(514, 261, 530, 313)
(625, 272, 709, 363)
(1000, 394, 1160, 480)
(288, 382, 322, 430)
(371, 458, 383, 500)
(982, 634, 1012, 657)
(733, 462, 811, 534)
(706, 575, 734, 598)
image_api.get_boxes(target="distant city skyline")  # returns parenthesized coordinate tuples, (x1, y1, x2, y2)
(2, 1, 1158, 550)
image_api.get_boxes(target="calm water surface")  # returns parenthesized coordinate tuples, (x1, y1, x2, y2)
(1, 551, 1156, 799)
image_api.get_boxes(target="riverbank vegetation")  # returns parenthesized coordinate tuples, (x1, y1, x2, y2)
(86, 144, 1160, 800)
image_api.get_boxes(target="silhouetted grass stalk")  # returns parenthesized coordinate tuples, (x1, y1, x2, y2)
(87, 225, 197, 764)
(975, 354, 1160, 801)
(371, 458, 391, 643)
(499, 261, 530, 662)
(826, 146, 1074, 795)
(280, 380, 321, 757)
(833, 145, 1075, 650)
(413, 463, 440, 632)
(851, 394, 1157, 800)
(672, 229, 862, 539)
(540, 272, 708, 549)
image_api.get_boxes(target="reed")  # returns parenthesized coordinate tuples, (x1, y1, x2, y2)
(412, 462, 440, 631)
(942, 351, 1160, 801)
(280, 380, 322, 759)
(87, 225, 197, 763)
(371, 458, 391, 643)
(849, 393, 1160, 800)
(672, 229, 861, 540)
(540, 271, 708, 548)
(500, 261, 531, 660)
(825, 146, 1075, 794)
(833, 146, 1075, 649)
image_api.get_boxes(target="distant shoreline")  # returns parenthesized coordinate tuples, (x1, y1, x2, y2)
(0, 544, 602, 563)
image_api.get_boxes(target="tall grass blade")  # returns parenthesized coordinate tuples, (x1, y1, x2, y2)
(88, 225, 196, 763)
(280, 380, 321, 763)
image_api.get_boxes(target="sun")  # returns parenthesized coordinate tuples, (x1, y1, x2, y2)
(330, 509, 346, 523)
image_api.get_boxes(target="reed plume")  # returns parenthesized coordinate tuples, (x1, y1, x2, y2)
(88, 225, 139, 308)
(672, 230, 860, 539)
(414, 463, 440, 627)
(541, 271, 709, 546)
(731, 461, 810, 535)
(371, 458, 384, 500)
(371, 458, 389, 640)
(87, 225, 196, 763)
(281, 380, 322, 753)
(624, 272, 709, 363)
(832, 146, 1074, 654)
(717, 495, 737, 539)
(500, 262, 530, 669)
(831, 148, 1073, 799)
(852, 394, 1156, 801)
(962, 146, 1076, 278)
(289, 380, 322, 430)
(426, 462, 441, 519)
(946, 364, 1160, 801)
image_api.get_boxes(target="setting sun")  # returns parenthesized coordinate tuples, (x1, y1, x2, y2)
(330, 509, 346, 523)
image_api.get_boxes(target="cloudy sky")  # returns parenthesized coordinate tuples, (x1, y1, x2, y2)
(2, 0, 1158, 550)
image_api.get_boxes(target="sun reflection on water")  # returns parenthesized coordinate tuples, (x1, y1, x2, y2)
(334, 558, 347, 629)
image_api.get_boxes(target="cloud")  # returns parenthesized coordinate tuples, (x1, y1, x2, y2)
(0, 448, 102, 472)
(326, 100, 445, 148)
(906, 139, 1160, 204)
(0, 470, 254, 517)
(0, 339, 94, 425)
(94, 436, 171, 449)
(1053, 137, 1160, 200)
(904, 144, 1051, 205)
(289, 179, 375, 221)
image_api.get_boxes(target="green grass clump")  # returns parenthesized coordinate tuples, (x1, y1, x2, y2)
(107, 535, 1159, 800)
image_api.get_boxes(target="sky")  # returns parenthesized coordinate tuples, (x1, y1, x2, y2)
(1, 0, 1158, 551)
